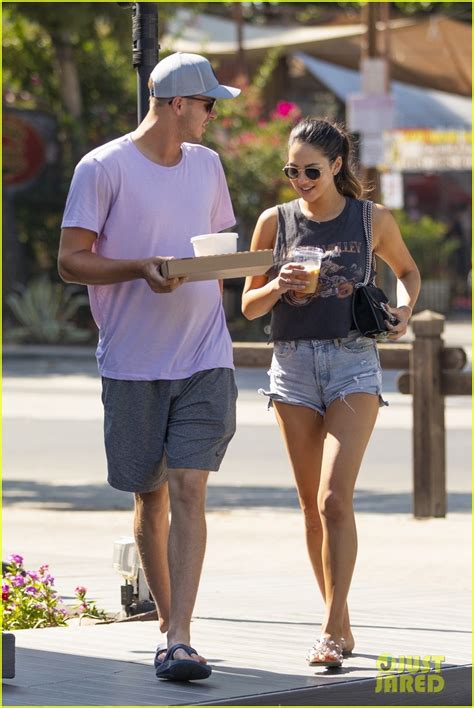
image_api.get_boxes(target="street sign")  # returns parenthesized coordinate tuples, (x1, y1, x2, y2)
(360, 133, 385, 168)
(346, 93, 395, 134)
(361, 57, 387, 95)
(381, 171, 404, 209)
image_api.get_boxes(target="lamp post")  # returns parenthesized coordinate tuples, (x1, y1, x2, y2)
(118, 2, 159, 125)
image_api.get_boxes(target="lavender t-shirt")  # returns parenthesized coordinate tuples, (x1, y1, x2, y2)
(61, 135, 236, 380)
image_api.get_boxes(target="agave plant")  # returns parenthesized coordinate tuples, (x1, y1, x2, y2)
(5, 276, 91, 344)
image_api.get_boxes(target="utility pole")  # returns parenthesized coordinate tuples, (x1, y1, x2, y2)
(362, 2, 379, 198)
(347, 3, 395, 293)
(233, 2, 248, 82)
(118, 3, 159, 125)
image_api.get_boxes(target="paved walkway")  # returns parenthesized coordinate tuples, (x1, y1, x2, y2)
(3, 511, 471, 705)
(2, 320, 471, 705)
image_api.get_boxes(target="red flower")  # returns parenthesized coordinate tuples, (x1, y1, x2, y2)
(276, 101, 297, 117)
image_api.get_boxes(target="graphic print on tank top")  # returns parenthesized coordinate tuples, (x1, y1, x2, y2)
(283, 242, 365, 306)
(270, 198, 375, 341)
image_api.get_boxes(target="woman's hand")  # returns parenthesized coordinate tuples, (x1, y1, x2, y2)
(274, 263, 309, 295)
(384, 304, 412, 340)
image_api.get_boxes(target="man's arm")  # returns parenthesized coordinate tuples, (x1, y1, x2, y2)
(58, 227, 186, 293)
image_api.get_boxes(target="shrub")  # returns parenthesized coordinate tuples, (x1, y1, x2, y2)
(2, 555, 68, 629)
(393, 210, 457, 279)
(5, 275, 91, 344)
(2, 554, 108, 629)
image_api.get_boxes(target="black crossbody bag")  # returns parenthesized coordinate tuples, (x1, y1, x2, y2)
(352, 200, 397, 338)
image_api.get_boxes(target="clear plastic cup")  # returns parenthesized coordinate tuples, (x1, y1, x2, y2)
(290, 246, 323, 294)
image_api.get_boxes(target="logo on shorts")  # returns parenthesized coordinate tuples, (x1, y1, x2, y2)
(375, 654, 445, 694)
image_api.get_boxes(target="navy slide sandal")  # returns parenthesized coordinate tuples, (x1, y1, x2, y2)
(155, 643, 212, 681)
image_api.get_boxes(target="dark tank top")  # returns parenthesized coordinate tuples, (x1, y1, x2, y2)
(270, 197, 375, 341)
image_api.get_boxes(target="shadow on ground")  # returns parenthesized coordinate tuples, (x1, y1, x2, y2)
(2, 480, 471, 513)
(3, 645, 471, 707)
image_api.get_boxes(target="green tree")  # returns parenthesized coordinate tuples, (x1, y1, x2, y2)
(3, 3, 137, 295)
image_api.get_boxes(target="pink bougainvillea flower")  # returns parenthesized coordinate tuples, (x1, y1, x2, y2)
(11, 575, 26, 587)
(75, 586, 87, 595)
(38, 564, 49, 574)
(276, 101, 298, 117)
(27, 571, 39, 581)
(8, 554, 24, 566)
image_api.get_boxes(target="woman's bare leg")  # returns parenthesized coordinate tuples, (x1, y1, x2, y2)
(273, 401, 353, 648)
(317, 393, 379, 652)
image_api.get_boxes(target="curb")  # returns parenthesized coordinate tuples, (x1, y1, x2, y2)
(3, 345, 96, 359)
(2, 632, 15, 679)
(199, 664, 472, 706)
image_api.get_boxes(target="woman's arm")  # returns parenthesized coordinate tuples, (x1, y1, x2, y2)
(241, 208, 309, 320)
(372, 204, 421, 339)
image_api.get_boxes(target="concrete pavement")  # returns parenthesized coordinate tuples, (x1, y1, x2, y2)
(2, 509, 471, 705)
(2, 320, 471, 704)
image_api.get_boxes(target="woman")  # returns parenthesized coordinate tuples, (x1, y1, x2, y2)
(242, 118, 420, 667)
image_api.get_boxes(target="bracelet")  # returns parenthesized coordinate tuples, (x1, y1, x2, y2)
(398, 304, 413, 317)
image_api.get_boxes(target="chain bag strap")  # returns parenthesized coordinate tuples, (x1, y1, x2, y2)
(352, 200, 391, 337)
(361, 199, 374, 285)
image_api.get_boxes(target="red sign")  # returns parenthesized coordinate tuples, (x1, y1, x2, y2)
(3, 112, 46, 188)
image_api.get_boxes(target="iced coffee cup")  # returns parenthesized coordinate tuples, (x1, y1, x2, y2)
(290, 246, 323, 295)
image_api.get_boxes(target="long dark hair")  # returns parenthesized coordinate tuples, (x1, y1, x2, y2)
(289, 118, 363, 199)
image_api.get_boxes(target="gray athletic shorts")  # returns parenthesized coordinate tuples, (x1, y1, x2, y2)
(101, 368, 237, 493)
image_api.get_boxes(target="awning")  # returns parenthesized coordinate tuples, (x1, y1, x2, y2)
(162, 11, 471, 96)
(295, 53, 471, 130)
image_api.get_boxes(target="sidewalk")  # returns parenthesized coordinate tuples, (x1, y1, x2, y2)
(2, 318, 471, 705)
(3, 510, 471, 705)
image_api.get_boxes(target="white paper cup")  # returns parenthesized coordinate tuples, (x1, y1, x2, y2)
(190, 233, 238, 257)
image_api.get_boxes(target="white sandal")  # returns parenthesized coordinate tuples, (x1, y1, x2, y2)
(307, 637, 343, 667)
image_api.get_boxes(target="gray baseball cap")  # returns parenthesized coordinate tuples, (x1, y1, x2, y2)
(150, 52, 240, 100)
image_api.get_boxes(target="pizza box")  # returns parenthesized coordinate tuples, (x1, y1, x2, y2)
(160, 250, 274, 282)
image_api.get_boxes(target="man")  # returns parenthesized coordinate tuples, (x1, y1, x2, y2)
(58, 52, 240, 681)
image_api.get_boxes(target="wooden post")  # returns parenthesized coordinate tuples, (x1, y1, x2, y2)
(410, 311, 446, 518)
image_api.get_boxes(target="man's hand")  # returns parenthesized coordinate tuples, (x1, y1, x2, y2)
(142, 257, 188, 293)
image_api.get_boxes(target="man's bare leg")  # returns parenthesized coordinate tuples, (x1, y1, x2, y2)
(134, 483, 171, 634)
(165, 468, 209, 663)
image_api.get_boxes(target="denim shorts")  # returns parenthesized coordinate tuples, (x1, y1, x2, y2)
(102, 368, 237, 493)
(260, 331, 388, 416)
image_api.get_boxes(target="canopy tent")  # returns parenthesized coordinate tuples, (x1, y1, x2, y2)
(163, 11, 471, 97)
(296, 53, 471, 130)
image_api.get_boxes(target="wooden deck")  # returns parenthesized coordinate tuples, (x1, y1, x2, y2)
(4, 511, 472, 706)
(3, 617, 471, 706)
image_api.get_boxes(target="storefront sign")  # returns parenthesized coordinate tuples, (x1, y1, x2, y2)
(3, 109, 58, 193)
(383, 130, 471, 172)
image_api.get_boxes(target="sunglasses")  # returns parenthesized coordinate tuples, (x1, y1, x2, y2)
(167, 96, 216, 113)
(283, 166, 321, 181)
